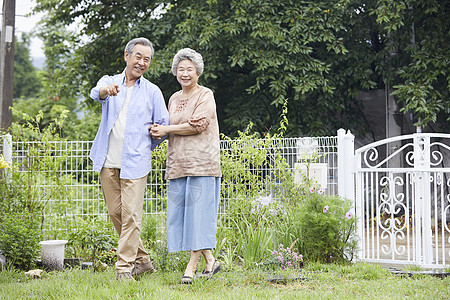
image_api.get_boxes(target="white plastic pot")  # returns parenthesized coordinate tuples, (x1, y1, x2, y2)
(39, 240, 68, 271)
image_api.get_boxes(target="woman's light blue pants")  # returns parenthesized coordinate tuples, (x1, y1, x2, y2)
(167, 176, 221, 252)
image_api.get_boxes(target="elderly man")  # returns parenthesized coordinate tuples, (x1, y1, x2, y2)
(89, 37, 169, 281)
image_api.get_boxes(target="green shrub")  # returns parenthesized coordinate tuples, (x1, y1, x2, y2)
(0, 109, 71, 270)
(0, 169, 44, 270)
(66, 217, 117, 263)
(0, 213, 42, 270)
(293, 190, 357, 263)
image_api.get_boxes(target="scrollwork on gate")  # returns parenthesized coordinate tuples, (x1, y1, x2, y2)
(360, 139, 450, 169)
(426, 142, 450, 166)
(378, 175, 407, 256)
(362, 143, 414, 169)
(381, 230, 406, 256)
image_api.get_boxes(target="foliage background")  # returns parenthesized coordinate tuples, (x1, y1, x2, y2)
(12, 0, 447, 139)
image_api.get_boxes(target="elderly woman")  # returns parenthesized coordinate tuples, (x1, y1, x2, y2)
(150, 48, 221, 284)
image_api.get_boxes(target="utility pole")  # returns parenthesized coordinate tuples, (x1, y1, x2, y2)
(0, 0, 15, 131)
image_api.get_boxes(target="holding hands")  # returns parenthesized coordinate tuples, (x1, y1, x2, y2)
(149, 124, 168, 139)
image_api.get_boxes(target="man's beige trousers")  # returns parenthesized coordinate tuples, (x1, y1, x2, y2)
(100, 168, 151, 273)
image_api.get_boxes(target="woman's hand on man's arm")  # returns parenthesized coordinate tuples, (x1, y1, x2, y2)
(149, 123, 197, 139)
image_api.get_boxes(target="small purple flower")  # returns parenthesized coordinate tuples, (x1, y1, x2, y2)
(318, 188, 325, 194)
(309, 187, 315, 193)
(323, 205, 329, 213)
(345, 211, 352, 220)
(272, 243, 304, 269)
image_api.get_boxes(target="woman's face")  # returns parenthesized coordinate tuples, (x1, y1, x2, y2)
(176, 59, 199, 89)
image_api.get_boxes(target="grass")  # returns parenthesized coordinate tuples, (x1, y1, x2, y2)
(1, 262, 449, 299)
(403, 264, 424, 272)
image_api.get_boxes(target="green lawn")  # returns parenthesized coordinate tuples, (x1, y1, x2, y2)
(1, 262, 449, 299)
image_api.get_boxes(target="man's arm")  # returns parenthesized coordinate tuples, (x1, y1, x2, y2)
(99, 84, 120, 99)
(149, 89, 170, 148)
(90, 75, 119, 102)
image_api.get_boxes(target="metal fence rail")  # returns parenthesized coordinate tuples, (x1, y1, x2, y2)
(2, 135, 338, 233)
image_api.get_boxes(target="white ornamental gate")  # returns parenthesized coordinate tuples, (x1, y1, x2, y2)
(338, 130, 450, 268)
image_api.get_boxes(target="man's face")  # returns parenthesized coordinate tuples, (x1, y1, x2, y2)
(124, 44, 153, 81)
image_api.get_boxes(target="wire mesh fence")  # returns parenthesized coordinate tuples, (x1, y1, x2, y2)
(2, 136, 338, 233)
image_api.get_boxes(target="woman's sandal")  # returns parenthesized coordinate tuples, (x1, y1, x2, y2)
(198, 260, 221, 279)
(181, 274, 193, 284)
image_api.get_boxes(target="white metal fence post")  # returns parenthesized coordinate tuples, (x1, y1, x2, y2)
(337, 129, 359, 258)
(414, 134, 433, 265)
(337, 129, 355, 200)
(343, 131, 355, 202)
(3, 134, 12, 163)
(337, 128, 346, 197)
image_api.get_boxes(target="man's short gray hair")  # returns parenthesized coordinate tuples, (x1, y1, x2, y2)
(124, 37, 154, 58)
(171, 48, 204, 76)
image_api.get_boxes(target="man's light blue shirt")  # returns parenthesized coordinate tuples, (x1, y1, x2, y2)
(89, 71, 169, 179)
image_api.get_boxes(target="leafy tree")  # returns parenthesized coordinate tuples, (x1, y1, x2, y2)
(372, 0, 449, 131)
(32, 0, 449, 137)
(13, 33, 42, 99)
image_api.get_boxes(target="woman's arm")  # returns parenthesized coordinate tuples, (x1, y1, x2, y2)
(150, 123, 197, 139)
